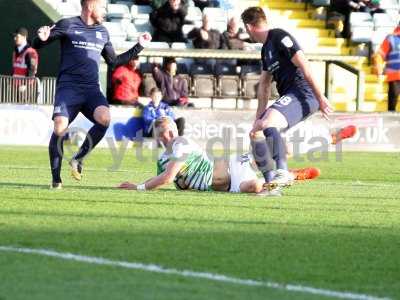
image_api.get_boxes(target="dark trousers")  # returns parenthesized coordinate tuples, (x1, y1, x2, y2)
(144, 117, 185, 137)
(388, 81, 400, 111)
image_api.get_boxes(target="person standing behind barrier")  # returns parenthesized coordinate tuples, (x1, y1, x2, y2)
(12, 27, 39, 77)
(373, 25, 400, 112)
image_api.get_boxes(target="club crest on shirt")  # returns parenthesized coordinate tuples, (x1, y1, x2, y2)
(96, 31, 103, 40)
(281, 36, 293, 48)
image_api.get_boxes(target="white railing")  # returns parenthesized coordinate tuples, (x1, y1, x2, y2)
(0, 75, 41, 104)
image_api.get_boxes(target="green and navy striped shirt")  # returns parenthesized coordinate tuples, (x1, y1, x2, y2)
(157, 138, 214, 191)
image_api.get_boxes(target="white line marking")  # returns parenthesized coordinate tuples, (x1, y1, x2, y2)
(0, 245, 391, 300)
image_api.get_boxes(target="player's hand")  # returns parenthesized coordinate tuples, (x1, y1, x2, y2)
(318, 95, 334, 121)
(118, 181, 137, 190)
(37, 25, 55, 42)
(139, 32, 152, 47)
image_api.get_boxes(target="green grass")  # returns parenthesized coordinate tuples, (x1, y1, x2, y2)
(0, 146, 399, 300)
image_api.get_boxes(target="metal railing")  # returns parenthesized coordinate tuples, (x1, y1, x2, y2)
(0, 75, 41, 104)
(40, 77, 57, 105)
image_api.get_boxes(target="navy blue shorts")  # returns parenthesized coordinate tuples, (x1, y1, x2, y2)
(53, 86, 109, 123)
(260, 90, 320, 129)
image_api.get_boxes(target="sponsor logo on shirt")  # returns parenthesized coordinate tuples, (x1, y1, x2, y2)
(75, 30, 83, 35)
(281, 36, 294, 48)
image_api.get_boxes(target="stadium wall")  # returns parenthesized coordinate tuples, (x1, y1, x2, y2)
(0, 0, 60, 77)
(0, 104, 399, 153)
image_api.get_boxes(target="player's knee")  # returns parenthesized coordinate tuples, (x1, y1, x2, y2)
(53, 119, 68, 136)
(249, 131, 264, 140)
(94, 107, 111, 127)
(96, 115, 110, 127)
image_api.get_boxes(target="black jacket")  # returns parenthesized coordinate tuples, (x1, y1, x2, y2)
(150, 2, 188, 43)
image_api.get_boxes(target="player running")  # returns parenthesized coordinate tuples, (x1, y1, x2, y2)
(118, 117, 322, 195)
(33, 0, 151, 189)
(241, 7, 355, 195)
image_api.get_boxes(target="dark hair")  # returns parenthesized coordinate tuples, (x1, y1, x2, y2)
(150, 87, 161, 95)
(163, 57, 176, 67)
(241, 7, 267, 26)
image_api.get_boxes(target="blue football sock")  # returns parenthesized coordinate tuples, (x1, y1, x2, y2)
(251, 139, 275, 183)
(74, 123, 108, 161)
(263, 127, 288, 171)
(49, 133, 65, 183)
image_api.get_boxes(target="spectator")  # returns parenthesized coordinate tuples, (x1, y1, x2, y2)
(143, 87, 185, 137)
(111, 56, 142, 106)
(150, 0, 188, 43)
(187, 14, 225, 49)
(193, 0, 219, 11)
(373, 25, 400, 111)
(222, 16, 251, 50)
(152, 57, 191, 107)
(12, 27, 39, 77)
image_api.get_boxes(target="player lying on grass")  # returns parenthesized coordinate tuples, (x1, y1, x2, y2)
(118, 117, 321, 195)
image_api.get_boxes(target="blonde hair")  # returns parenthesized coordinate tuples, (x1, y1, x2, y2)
(154, 117, 178, 136)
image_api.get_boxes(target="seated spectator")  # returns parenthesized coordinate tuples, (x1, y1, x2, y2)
(150, 0, 188, 43)
(152, 57, 191, 107)
(111, 56, 143, 106)
(187, 13, 225, 69)
(143, 87, 185, 137)
(193, 0, 219, 11)
(187, 14, 225, 50)
(222, 16, 251, 50)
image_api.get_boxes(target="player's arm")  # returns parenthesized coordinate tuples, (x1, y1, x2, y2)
(102, 33, 151, 69)
(256, 70, 272, 119)
(32, 20, 65, 49)
(118, 160, 184, 190)
(291, 50, 333, 120)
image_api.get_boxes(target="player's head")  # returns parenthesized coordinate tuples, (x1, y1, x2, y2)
(241, 7, 268, 42)
(154, 116, 178, 146)
(13, 27, 28, 47)
(149, 87, 162, 105)
(168, 0, 181, 11)
(81, 0, 107, 24)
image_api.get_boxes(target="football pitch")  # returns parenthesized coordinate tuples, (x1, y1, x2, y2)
(0, 146, 399, 300)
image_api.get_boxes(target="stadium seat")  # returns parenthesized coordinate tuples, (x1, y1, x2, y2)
(240, 64, 261, 99)
(379, 0, 400, 10)
(134, 18, 154, 34)
(312, 0, 331, 6)
(139, 63, 157, 97)
(190, 63, 216, 97)
(203, 7, 227, 22)
(186, 6, 202, 22)
(147, 42, 170, 49)
(103, 22, 128, 43)
(107, 3, 131, 20)
(211, 21, 228, 33)
(373, 13, 396, 30)
(131, 4, 152, 20)
(56, 2, 81, 18)
(171, 43, 195, 71)
(215, 63, 241, 98)
(349, 12, 373, 43)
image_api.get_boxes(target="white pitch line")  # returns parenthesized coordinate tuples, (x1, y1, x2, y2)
(0, 246, 391, 300)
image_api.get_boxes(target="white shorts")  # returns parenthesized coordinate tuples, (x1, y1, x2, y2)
(229, 154, 258, 193)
